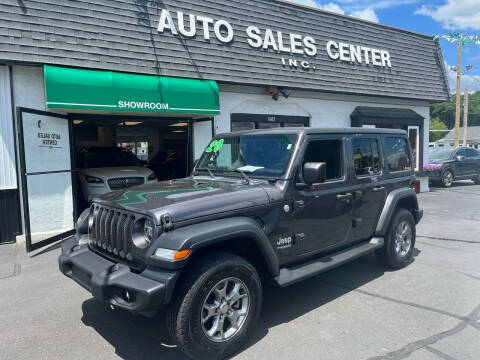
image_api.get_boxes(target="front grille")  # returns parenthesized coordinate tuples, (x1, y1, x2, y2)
(88, 204, 144, 266)
(108, 177, 144, 190)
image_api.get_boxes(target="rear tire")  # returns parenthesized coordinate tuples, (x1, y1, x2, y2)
(376, 208, 416, 269)
(441, 170, 454, 188)
(166, 252, 262, 360)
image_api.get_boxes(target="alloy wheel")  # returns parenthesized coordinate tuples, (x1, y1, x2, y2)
(443, 171, 453, 187)
(394, 220, 412, 257)
(201, 277, 250, 342)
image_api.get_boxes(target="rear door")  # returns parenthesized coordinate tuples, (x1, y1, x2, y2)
(464, 148, 480, 175)
(18, 108, 76, 252)
(350, 135, 387, 242)
(293, 135, 354, 254)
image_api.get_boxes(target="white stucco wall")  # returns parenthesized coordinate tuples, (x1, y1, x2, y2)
(0, 66, 17, 190)
(216, 84, 431, 168)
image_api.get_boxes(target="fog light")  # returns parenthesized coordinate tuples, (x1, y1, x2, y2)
(153, 248, 191, 261)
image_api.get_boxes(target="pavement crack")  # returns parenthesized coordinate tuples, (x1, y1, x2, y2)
(320, 279, 467, 321)
(424, 346, 457, 360)
(417, 235, 480, 244)
(367, 303, 480, 360)
(457, 272, 480, 282)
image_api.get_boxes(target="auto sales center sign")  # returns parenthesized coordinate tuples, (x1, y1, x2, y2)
(157, 9, 392, 71)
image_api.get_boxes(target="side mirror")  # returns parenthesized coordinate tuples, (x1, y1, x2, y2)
(455, 155, 465, 161)
(303, 162, 327, 184)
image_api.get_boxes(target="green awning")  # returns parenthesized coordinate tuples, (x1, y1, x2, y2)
(44, 65, 220, 115)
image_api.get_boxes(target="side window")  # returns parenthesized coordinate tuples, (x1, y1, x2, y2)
(299, 139, 343, 182)
(465, 148, 478, 158)
(353, 138, 381, 176)
(385, 137, 411, 172)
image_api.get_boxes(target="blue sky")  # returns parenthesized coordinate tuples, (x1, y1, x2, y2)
(289, 0, 480, 93)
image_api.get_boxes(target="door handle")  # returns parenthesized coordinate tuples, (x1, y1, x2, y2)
(337, 193, 352, 202)
(373, 186, 385, 191)
(294, 200, 304, 210)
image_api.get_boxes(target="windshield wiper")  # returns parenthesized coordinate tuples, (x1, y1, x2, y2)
(196, 168, 215, 179)
(227, 169, 251, 184)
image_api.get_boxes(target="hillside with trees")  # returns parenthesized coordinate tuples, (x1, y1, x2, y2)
(430, 91, 480, 142)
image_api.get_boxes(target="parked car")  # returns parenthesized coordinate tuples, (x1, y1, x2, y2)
(61, 128, 422, 360)
(427, 147, 480, 187)
(76, 147, 158, 202)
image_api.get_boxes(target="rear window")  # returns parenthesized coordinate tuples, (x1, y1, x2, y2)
(385, 137, 411, 172)
(352, 138, 381, 176)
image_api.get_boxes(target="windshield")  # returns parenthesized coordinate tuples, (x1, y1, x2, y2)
(429, 149, 454, 161)
(77, 148, 141, 168)
(196, 134, 298, 178)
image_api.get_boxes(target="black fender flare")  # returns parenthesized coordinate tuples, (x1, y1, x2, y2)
(375, 187, 420, 236)
(144, 217, 280, 276)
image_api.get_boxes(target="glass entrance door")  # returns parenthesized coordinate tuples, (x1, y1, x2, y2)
(18, 108, 76, 251)
(408, 126, 420, 171)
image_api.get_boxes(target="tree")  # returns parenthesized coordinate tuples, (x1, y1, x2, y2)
(430, 91, 480, 129)
(430, 117, 448, 142)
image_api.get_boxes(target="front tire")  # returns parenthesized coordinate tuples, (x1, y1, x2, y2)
(166, 252, 262, 360)
(473, 172, 480, 185)
(376, 208, 416, 269)
(441, 170, 454, 188)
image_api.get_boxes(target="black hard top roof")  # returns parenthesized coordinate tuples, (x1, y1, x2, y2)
(219, 127, 407, 137)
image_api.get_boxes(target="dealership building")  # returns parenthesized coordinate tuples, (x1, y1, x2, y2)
(0, 0, 449, 250)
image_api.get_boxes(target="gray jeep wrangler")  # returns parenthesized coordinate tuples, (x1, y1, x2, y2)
(59, 128, 422, 359)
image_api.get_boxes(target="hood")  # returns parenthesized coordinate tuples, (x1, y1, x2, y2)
(97, 178, 272, 223)
(79, 166, 153, 178)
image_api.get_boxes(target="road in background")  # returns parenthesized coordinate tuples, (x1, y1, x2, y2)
(1, 183, 479, 360)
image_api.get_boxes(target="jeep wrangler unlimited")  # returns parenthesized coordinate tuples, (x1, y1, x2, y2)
(59, 128, 422, 359)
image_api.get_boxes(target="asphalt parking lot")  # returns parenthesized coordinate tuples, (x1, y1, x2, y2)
(1, 182, 479, 360)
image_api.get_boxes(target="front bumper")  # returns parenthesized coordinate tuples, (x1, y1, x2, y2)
(59, 237, 179, 312)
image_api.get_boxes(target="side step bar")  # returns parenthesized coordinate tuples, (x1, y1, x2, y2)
(274, 237, 384, 287)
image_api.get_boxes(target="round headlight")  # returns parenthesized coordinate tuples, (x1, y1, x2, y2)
(132, 218, 155, 249)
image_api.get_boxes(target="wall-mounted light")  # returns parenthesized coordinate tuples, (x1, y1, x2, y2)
(73, 120, 84, 125)
(268, 85, 290, 101)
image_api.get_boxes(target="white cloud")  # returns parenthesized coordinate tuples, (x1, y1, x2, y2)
(334, 0, 417, 11)
(415, 0, 480, 30)
(287, 0, 319, 8)
(445, 62, 480, 94)
(350, 7, 379, 22)
(322, 2, 345, 14)
(288, 0, 379, 22)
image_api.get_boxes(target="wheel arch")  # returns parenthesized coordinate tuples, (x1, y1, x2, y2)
(145, 217, 280, 278)
(375, 187, 420, 236)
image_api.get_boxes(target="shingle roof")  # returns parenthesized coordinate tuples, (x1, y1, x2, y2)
(0, 0, 449, 101)
(443, 126, 480, 142)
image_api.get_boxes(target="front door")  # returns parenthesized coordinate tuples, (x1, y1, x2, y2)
(454, 149, 471, 176)
(293, 137, 353, 254)
(18, 108, 76, 252)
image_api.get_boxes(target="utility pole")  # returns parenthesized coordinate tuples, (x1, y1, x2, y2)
(463, 88, 469, 147)
(454, 40, 462, 147)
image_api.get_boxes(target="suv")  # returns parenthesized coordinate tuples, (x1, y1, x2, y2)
(59, 128, 423, 360)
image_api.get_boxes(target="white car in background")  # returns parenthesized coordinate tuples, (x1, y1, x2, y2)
(76, 147, 157, 202)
